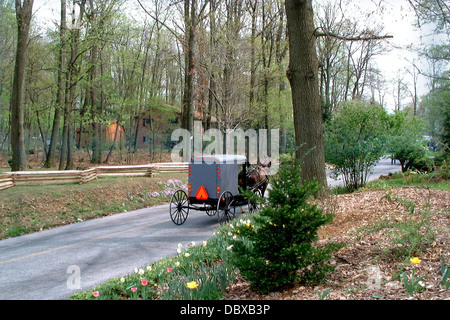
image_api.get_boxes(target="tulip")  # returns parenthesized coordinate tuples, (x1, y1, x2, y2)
(186, 281, 198, 289)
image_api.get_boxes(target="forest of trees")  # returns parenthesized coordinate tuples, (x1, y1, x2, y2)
(0, 0, 448, 183)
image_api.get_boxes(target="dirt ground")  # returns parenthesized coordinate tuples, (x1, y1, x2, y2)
(224, 187, 450, 300)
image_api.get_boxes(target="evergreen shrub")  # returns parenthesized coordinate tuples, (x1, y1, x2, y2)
(226, 155, 342, 293)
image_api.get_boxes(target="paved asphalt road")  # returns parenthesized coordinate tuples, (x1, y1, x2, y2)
(327, 157, 402, 187)
(0, 158, 401, 300)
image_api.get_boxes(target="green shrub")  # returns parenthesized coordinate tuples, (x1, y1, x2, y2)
(391, 135, 428, 172)
(388, 112, 430, 173)
(225, 156, 341, 293)
(325, 100, 389, 192)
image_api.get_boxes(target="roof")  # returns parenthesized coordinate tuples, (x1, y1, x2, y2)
(191, 154, 247, 164)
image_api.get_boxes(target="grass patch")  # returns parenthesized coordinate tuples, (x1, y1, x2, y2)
(69, 226, 238, 300)
(354, 170, 450, 193)
(0, 173, 187, 240)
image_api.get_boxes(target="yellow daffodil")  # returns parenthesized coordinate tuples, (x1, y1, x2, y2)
(186, 281, 198, 289)
(410, 257, 421, 264)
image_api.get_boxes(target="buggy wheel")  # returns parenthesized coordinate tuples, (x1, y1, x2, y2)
(170, 190, 189, 225)
(217, 191, 236, 225)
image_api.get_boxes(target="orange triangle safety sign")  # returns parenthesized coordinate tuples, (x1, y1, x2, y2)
(195, 186, 209, 200)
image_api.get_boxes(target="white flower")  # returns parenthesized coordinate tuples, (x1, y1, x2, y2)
(178, 243, 183, 249)
(227, 245, 233, 251)
(203, 241, 207, 246)
(146, 265, 152, 271)
(177, 248, 182, 254)
(190, 241, 196, 246)
(175, 261, 180, 267)
(120, 277, 125, 283)
(137, 269, 144, 275)
(184, 253, 190, 257)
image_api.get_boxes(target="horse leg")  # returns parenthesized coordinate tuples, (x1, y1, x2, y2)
(261, 182, 268, 197)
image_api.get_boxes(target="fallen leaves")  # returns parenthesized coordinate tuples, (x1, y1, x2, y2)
(224, 186, 450, 300)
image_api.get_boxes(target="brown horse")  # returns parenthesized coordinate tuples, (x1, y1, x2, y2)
(240, 158, 271, 197)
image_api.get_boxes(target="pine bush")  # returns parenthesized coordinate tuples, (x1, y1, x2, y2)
(226, 156, 341, 293)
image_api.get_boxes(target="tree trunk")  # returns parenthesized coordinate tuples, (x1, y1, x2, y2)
(35, 110, 48, 156)
(285, 0, 326, 185)
(44, 0, 66, 168)
(181, 0, 195, 132)
(205, 0, 217, 131)
(10, 0, 33, 171)
(60, 0, 85, 170)
(90, 43, 102, 164)
(247, 0, 257, 113)
(275, 0, 287, 153)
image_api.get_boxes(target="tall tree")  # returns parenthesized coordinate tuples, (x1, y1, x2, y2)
(246, 0, 258, 116)
(285, 0, 392, 184)
(285, 0, 327, 185)
(181, 0, 196, 132)
(85, 0, 118, 164)
(10, 0, 33, 171)
(59, 0, 86, 170)
(44, 0, 67, 168)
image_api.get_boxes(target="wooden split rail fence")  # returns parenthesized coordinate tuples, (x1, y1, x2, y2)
(0, 173, 14, 191)
(0, 163, 188, 192)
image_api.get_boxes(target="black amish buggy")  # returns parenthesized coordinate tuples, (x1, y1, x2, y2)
(169, 154, 270, 225)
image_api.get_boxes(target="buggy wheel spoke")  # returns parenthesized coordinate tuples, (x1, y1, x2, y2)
(217, 191, 235, 225)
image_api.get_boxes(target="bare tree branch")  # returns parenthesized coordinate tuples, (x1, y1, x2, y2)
(314, 27, 393, 41)
(137, 0, 181, 41)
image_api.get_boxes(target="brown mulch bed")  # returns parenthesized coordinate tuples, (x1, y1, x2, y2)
(223, 187, 450, 300)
